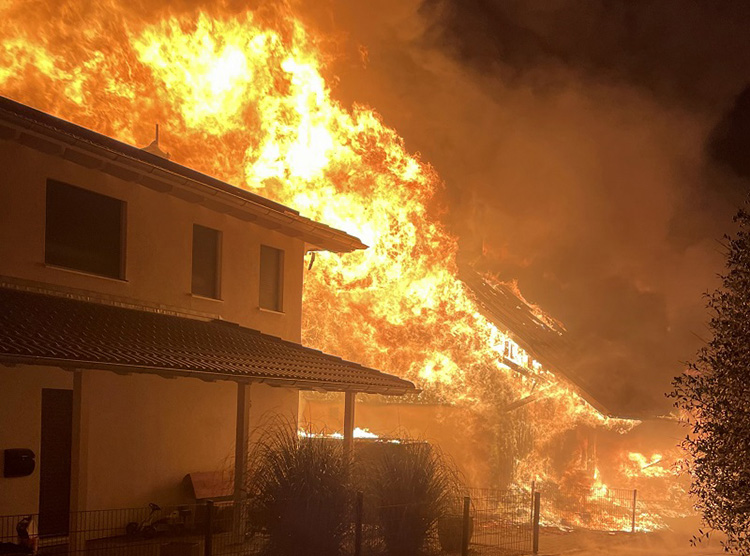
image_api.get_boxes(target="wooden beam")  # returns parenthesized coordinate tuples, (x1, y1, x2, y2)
(343, 391, 356, 462)
(233, 382, 251, 537)
(69, 370, 90, 554)
(503, 392, 541, 412)
(70, 369, 89, 512)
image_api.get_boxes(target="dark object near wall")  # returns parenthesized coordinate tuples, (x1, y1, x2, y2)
(3, 449, 35, 477)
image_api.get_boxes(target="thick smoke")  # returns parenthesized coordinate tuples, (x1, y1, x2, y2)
(302, 0, 750, 416)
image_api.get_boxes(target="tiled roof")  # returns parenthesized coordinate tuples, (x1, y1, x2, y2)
(0, 95, 367, 253)
(0, 287, 415, 395)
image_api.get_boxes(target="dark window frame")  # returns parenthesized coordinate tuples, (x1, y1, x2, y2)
(44, 179, 126, 280)
(259, 244, 284, 312)
(191, 224, 222, 300)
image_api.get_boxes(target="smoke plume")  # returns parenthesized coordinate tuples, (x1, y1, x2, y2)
(301, 0, 750, 415)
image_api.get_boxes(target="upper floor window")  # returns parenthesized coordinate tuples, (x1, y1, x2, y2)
(192, 224, 221, 299)
(259, 245, 284, 312)
(45, 180, 125, 279)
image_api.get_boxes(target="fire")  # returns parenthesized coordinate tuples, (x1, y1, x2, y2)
(1, 1, 676, 517)
(624, 452, 673, 479)
(590, 467, 609, 497)
(299, 427, 396, 442)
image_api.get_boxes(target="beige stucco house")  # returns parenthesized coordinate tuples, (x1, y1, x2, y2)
(0, 96, 414, 537)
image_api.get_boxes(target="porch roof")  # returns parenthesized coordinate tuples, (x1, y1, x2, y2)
(0, 286, 415, 395)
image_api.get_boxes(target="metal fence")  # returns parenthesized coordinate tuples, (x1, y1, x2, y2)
(534, 485, 638, 532)
(465, 488, 535, 555)
(0, 488, 539, 556)
(1, 503, 212, 556)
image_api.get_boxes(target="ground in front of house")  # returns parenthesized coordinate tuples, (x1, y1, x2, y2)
(538, 516, 727, 556)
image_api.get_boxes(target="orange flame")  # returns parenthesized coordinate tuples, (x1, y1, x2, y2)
(1, 2, 661, 495)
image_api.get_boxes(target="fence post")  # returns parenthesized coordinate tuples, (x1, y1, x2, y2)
(532, 491, 541, 554)
(204, 500, 214, 556)
(354, 491, 363, 556)
(631, 489, 638, 533)
(461, 496, 471, 556)
(530, 481, 536, 521)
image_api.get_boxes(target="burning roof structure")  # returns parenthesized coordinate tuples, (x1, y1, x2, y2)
(459, 266, 611, 416)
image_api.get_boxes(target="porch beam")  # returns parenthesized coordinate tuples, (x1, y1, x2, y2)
(343, 391, 356, 461)
(69, 369, 90, 554)
(70, 369, 89, 513)
(234, 382, 251, 501)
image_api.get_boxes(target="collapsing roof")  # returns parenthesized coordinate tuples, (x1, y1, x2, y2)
(0, 95, 366, 253)
(459, 266, 611, 416)
(0, 286, 415, 395)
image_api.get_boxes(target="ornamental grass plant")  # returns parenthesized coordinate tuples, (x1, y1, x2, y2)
(360, 441, 463, 556)
(244, 421, 351, 556)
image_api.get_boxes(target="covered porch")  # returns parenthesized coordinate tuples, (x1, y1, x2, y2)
(0, 285, 415, 529)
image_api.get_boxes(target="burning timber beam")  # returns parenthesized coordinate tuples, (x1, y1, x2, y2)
(503, 393, 542, 412)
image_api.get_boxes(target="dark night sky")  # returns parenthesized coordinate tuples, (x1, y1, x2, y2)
(307, 0, 750, 415)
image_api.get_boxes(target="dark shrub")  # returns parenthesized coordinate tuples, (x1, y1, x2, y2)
(362, 442, 462, 556)
(245, 422, 350, 556)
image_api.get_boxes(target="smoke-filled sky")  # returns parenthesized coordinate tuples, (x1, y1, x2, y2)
(300, 0, 750, 415)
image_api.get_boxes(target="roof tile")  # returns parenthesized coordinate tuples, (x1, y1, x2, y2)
(0, 287, 414, 395)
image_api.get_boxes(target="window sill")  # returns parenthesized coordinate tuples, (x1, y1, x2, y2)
(190, 293, 224, 302)
(43, 263, 127, 283)
(258, 307, 285, 315)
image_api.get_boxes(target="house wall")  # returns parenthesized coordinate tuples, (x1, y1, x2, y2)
(80, 372, 298, 509)
(0, 137, 306, 512)
(0, 366, 73, 516)
(0, 140, 305, 342)
(0, 368, 300, 514)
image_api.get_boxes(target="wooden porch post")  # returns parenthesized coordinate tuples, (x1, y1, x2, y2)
(343, 391, 357, 462)
(233, 382, 251, 537)
(69, 369, 90, 553)
(70, 369, 89, 514)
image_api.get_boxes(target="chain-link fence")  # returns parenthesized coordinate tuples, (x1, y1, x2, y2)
(1, 503, 208, 556)
(466, 488, 535, 555)
(0, 488, 540, 556)
(535, 485, 638, 532)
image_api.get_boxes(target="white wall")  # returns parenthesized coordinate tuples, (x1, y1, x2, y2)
(0, 140, 305, 342)
(80, 372, 299, 510)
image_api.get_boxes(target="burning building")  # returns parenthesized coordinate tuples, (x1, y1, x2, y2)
(0, 95, 414, 533)
(0, 1, 692, 532)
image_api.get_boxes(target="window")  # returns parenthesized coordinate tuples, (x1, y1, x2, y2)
(45, 180, 125, 279)
(259, 245, 284, 312)
(191, 224, 221, 299)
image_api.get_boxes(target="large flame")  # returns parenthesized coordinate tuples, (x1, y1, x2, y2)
(1, 1, 682, 521)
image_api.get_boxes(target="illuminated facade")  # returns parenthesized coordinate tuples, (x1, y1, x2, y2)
(0, 96, 413, 529)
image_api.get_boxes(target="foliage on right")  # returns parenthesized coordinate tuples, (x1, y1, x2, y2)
(671, 209, 750, 553)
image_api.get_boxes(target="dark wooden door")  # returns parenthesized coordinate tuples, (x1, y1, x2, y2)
(38, 389, 73, 537)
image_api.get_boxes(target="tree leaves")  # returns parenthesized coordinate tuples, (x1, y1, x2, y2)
(670, 207, 750, 554)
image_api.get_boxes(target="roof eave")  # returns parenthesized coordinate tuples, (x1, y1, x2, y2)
(0, 96, 367, 254)
(0, 354, 415, 396)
